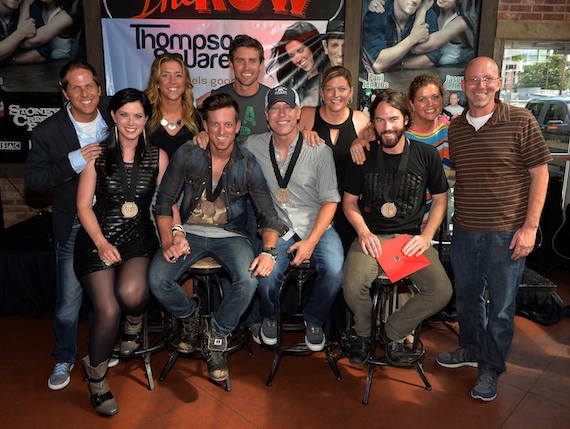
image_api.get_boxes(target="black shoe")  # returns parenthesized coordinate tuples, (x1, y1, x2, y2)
(380, 326, 422, 367)
(349, 335, 371, 365)
(202, 333, 228, 381)
(177, 297, 201, 353)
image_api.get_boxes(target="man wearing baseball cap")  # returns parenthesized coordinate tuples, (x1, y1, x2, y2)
(243, 86, 344, 351)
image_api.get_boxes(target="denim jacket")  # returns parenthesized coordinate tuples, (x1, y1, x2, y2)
(155, 142, 289, 238)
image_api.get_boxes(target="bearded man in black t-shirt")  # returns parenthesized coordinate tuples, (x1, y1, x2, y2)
(342, 88, 452, 366)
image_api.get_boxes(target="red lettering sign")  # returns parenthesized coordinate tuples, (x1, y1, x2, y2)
(132, 0, 310, 18)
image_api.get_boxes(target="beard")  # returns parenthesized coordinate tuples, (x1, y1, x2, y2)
(378, 128, 405, 149)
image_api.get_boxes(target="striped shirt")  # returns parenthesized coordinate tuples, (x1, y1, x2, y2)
(407, 116, 451, 176)
(407, 116, 450, 229)
(449, 99, 552, 231)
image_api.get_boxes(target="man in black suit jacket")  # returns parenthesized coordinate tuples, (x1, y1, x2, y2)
(25, 61, 108, 391)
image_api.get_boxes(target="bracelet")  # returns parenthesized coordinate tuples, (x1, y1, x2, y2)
(260, 251, 277, 262)
(172, 224, 186, 237)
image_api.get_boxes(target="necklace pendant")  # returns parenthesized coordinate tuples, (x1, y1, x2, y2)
(161, 118, 181, 130)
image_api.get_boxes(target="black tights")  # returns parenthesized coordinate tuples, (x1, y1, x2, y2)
(80, 257, 150, 366)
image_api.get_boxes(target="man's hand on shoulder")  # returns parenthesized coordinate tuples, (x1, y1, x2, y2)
(80, 142, 102, 163)
(193, 130, 209, 149)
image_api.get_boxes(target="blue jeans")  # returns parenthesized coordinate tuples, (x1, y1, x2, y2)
(52, 219, 83, 364)
(451, 226, 525, 375)
(148, 234, 257, 337)
(258, 228, 344, 327)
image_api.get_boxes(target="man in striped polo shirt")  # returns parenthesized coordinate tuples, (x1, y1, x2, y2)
(437, 57, 552, 401)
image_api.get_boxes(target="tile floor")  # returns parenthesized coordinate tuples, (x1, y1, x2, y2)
(1, 265, 569, 429)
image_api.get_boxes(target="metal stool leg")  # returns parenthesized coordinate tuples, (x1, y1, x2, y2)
(362, 278, 431, 405)
(266, 263, 342, 386)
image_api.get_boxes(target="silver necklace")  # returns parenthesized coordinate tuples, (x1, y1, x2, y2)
(160, 118, 182, 130)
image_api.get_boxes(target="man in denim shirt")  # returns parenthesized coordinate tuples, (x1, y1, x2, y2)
(362, 0, 441, 73)
(149, 93, 288, 382)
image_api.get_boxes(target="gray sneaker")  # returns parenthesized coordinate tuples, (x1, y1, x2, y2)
(260, 318, 277, 345)
(305, 322, 326, 352)
(249, 324, 261, 345)
(48, 362, 74, 390)
(436, 348, 478, 368)
(471, 372, 498, 401)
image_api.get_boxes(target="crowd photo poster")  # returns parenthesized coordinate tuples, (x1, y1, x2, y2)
(358, 0, 481, 113)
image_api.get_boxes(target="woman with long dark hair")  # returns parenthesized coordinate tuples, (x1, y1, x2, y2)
(266, 21, 327, 107)
(411, 0, 479, 65)
(74, 88, 168, 416)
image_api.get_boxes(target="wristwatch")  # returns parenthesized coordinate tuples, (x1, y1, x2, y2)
(261, 247, 278, 261)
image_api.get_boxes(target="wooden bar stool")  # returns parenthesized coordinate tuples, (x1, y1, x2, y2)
(266, 261, 342, 386)
(159, 257, 251, 391)
(362, 274, 431, 405)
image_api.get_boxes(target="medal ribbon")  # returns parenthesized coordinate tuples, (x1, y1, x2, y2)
(376, 138, 410, 204)
(117, 153, 141, 204)
(206, 162, 224, 203)
(269, 133, 304, 189)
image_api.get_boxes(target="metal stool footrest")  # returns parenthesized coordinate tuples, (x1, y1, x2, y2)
(266, 262, 342, 386)
(362, 275, 432, 405)
(159, 257, 251, 392)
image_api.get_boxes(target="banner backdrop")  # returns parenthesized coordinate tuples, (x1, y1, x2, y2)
(101, 0, 345, 105)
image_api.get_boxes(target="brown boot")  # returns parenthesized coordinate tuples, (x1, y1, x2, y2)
(83, 356, 118, 416)
(120, 314, 143, 356)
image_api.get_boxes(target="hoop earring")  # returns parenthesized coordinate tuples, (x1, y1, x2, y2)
(114, 124, 118, 142)
(348, 96, 353, 104)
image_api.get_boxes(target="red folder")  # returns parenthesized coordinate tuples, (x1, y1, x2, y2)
(375, 234, 431, 283)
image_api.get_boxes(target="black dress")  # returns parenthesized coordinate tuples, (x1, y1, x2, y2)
(150, 115, 203, 159)
(312, 107, 358, 254)
(74, 144, 160, 277)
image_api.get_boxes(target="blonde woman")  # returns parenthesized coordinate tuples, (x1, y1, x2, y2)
(144, 53, 203, 158)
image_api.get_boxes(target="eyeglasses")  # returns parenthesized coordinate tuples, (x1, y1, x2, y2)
(465, 77, 501, 86)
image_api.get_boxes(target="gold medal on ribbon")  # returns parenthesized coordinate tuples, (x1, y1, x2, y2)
(275, 188, 290, 203)
(381, 202, 397, 218)
(202, 201, 216, 217)
(121, 201, 139, 218)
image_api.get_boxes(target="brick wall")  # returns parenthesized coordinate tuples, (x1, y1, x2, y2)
(499, 0, 570, 21)
(1, 177, 52, 229)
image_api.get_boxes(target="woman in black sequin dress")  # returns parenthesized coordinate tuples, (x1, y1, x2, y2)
(74, 88, 169, 416)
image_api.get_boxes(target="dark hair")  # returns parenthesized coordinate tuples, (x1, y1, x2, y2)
(58, 60, 99, 90)
(266, 21, 326, 92)
(202, 93, 240, 122)
(229, 35, 264, 63)
(105, 88, 152, 175)
(324, 20, 344, 40)
(434, 0, 480, 50)
(407, 74, 445, 102)
(370, 89, 412, 132)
